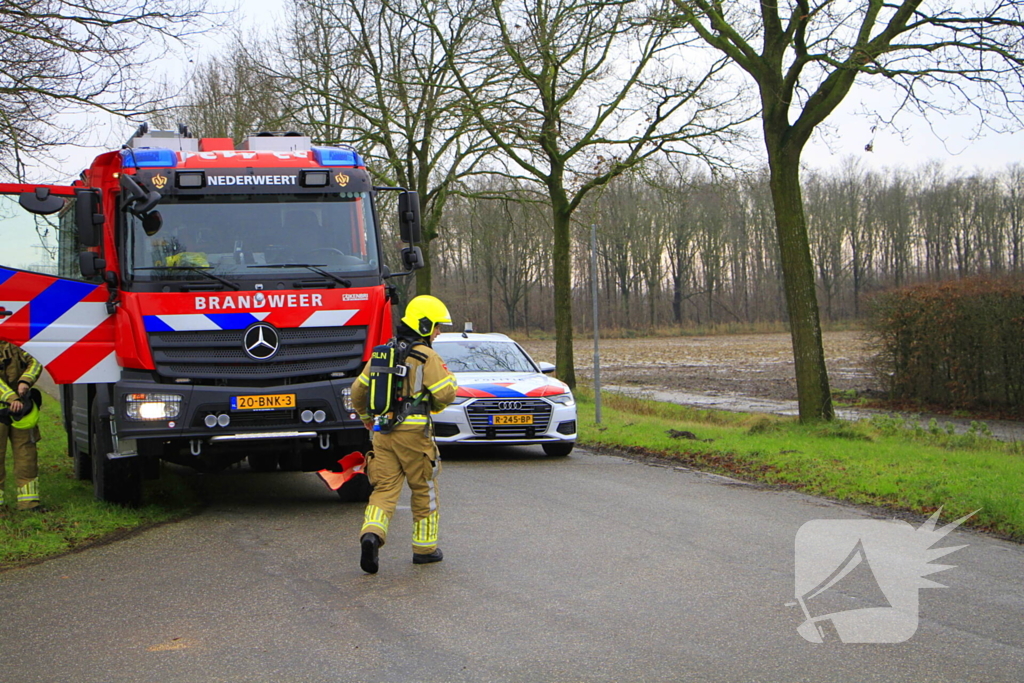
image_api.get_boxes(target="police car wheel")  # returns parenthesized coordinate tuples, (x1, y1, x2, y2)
(542, 442, 574, 457)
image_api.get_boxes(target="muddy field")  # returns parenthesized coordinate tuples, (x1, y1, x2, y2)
(518, 330, 881, 401)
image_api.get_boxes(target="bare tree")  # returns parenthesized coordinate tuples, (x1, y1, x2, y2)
(0, 0, 213, 178)
(422, 0, 744, 387)
(276, 0, 495, 295)
(178, 41, 289, 141)
(668, 0, 1024, 421)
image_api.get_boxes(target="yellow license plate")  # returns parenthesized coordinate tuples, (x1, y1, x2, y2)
(492, 414, 533, 425)
(232, 394, 296, 411)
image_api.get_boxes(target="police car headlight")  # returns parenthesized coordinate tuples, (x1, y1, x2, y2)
(342, 387, 355, 411)
(126, 393, 183, 420)
(547, 393, 575, 407)
(450, 396, 471, 405)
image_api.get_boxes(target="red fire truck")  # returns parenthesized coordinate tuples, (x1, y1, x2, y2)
(0, 125, 424, 505)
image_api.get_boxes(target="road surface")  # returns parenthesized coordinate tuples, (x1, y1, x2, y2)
(1, 447, 1021, 682)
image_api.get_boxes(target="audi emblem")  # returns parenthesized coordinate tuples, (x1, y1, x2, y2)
(496, 400, 525, 411)
(242, 322, 280, 360)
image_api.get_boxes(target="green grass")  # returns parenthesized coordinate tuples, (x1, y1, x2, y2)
(1, 408, 200, 570)
(578, 387, 1024, 541)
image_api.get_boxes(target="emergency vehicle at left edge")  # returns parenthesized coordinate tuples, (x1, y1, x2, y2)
(0, 124, 426, 506)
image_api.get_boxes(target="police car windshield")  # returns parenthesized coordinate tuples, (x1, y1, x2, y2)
(434, 341, 537, 373)
(126, 192, 379, 281)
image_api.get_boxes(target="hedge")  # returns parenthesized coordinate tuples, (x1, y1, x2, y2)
(868, 276, 1024, 415)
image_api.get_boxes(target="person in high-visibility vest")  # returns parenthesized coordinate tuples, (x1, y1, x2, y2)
(0, 341, 44, 511)
(351, 295, 458, 573)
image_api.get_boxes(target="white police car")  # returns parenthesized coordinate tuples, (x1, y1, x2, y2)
(431, 331, 576, 456)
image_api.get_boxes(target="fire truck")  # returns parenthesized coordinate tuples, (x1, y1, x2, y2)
(0, 125, 424, 505)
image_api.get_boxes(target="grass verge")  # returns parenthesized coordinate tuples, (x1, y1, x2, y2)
(1, 408, 200, 570)
(576, 387, 1024, 541)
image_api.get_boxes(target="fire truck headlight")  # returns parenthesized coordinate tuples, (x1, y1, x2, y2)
(126, 393, 183, 420)
(342, 387, 354, 411)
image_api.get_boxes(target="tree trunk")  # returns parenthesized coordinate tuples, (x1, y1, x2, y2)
(551, 202, 576, 388)
(416, 237, 433, 296)
(766, 148, 834, 422)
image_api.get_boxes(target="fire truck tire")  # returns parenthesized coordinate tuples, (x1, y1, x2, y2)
(71, 432, 92, 481)
(91, 405, 143, 507)
(542, 442, 574, 457)
(336, 473, 372, 503)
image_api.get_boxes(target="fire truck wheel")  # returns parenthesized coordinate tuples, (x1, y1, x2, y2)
(542, 442, 574, 457)
(91, 403, 143, 507)
(336, 473, 372, 503)
(70, 431, 92, 481)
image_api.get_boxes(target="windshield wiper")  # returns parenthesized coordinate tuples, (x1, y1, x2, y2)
(248, 264, 352, 288)
(134, 266, 241, 290)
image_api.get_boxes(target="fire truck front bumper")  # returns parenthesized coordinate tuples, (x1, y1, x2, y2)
(113, 378, 364, 441)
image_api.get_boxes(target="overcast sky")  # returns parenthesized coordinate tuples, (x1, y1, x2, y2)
(36, 2, 1024, 183)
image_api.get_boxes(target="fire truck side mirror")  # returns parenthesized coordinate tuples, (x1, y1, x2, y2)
(79, 251, 106, 279)
(18, 188, 65, 215)
(74, 189, 104, 247)
(398, 191, 422, 243)
(120, 174, 161, 217)
(400, 246, 424, 270)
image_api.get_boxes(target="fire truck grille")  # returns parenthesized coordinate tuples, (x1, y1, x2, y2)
(466, 398, 553, 438)
(149, 326, 367, 380)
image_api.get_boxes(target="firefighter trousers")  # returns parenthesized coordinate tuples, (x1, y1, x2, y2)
(360, 428, 440, 554)
(0, 423, 41, 510)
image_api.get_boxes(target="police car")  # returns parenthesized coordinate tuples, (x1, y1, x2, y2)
(431, 331, 576, 456)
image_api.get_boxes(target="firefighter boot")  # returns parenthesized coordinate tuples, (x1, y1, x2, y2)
(413, 548, 443, 565)
(360, 533, 381, 574)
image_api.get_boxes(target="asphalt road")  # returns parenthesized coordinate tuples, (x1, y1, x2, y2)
(1, 447, 1021, 683)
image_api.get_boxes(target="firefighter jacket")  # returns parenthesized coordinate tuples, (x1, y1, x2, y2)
(352, 340, 457, 431)
(0, 341, 42, 407)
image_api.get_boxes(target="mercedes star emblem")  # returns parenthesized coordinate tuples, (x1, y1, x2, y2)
(242, 322, 280, 360)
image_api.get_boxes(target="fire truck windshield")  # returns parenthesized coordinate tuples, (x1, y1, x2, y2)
(126, 192, 380, 284)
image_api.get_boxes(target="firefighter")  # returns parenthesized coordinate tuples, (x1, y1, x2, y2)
(351, 295, 458, 574)
(0, 341, 44, 511)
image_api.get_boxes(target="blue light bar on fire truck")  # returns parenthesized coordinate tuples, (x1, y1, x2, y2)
(312, 147, 364, 167)
(121, 147, 179, 169)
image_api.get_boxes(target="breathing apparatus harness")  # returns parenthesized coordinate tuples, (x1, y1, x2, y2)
(367, 334, 432, 434)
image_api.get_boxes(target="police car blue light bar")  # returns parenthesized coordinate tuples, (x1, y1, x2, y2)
(121, 147, 179, 169)
(312, 147, 364, 167)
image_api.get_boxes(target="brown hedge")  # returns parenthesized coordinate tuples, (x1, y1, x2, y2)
(868, 277, 1024, 415)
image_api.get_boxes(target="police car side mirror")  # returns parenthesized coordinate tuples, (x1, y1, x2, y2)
(538, 362, 556, 374)
(401, 246, 424, 270)
(398, 191, 421, 243)
(75, 189, 104, 247)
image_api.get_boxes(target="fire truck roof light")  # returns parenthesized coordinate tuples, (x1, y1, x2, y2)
(312, 147, 363, 167)
(121, 147, 179, 169)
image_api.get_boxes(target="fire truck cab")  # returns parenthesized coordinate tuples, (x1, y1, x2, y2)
(0, 125, 423, 505)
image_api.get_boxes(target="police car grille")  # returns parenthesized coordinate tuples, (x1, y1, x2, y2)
(149, 326, 367, 380)
(466, 398, 552, 438)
